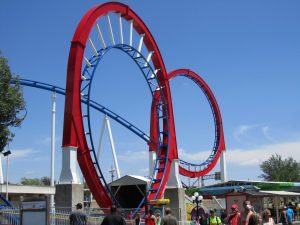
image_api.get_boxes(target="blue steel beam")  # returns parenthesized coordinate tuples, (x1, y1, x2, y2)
(11, 79, 150, 143)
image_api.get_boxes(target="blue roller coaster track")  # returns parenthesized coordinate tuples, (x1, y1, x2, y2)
(11, 78, 150, 143)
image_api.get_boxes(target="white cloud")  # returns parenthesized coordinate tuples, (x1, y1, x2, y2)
(233, 124, 261, 141)
(118, 150, 148, 161)
(261, 126, 275, 141)
(37, 136, 61, 145)
(24, 171, 35, 175)
(8, 148, 39, 158)
(139, 168, 149, 173)
(262, 126, 269, 136)
(178, 140, 300, 167)
(233, 124, 276, 142)
(227, 141, 300, 166)
(178, 148, 209, 162)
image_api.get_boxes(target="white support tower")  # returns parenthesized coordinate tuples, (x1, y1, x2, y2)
(97, 115, 121, 179)
(105, 116, 121, 179)
(58, 146, 81, 184)
(0, 156, 3, 184)
(50, 92, 56, 224)
(167, 159, 182, 188)
(97, 116, 107, 159)
(220, 150, 227, 182)
(149, 151, 156, 178)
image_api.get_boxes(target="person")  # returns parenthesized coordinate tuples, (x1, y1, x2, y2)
(287, 204, 294, 225)
(202, 213, 209, 225)
(135, 213, 141, 225)
(101, 205, 126, 225)
(261, 209, 275, 225)
(207, 209, 221, 225)
(221, 209, 228, 224)
(296, 203, 300, 221)
(156, 212, 162, 225)
(225, 204, 240, 225)
(280, 206, 288, 225)
(145, 209, 156, 225)
(161, 207, 178, 225)
(69, 203, 87, 225)
(127, 211, 133, 220)
(240, 200, 259, 225)
(191, 217, 201, 225)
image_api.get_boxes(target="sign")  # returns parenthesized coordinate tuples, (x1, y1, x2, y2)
(22, 201, 47, 209)
(21, 197, 49, 225)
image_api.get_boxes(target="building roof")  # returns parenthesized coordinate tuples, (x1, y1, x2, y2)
(199, 185, 255, 196)
(0, 184, 55, 195)
(204, 180, 300, 188)
(238, 190, 273, 197)
(109, 175, 150, 187)
(260, 190, 300, 196)
(197, 180, 300, 197)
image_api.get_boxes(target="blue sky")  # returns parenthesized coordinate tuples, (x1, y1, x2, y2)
(0, 1, 300, 185)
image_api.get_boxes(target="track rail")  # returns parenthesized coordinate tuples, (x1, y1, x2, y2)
(63, 2, 176, 209)
(13, 79, 150, 143)
(150, 69, 226, 178)
(11, 2, 226, 211)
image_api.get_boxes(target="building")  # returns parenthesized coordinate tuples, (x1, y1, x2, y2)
(0, 184, 55, 206)
(195, 180, 300, 222)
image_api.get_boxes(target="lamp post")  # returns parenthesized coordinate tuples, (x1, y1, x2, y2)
(191, 192, 203, 219)
(3, 150, 11, 200)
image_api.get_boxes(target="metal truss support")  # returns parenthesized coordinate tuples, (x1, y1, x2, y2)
(97, 115, 121, 179)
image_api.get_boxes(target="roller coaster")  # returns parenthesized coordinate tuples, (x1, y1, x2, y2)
(8, 2, 226, 212)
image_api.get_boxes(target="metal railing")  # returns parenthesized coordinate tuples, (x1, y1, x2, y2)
(0, 207, 20, 225)
(0, 207, 194, 225)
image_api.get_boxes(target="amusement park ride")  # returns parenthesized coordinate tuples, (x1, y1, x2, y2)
(4, 2, 226, 212)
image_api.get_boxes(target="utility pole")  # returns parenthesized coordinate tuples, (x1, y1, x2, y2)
(109, 165, 115, 182)
(50, 92, 56, 225)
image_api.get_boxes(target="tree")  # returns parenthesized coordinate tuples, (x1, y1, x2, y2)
(40, 176, 51, 186)
(20, 177, 52, 186)
(0, 52, 26, 152)
(20, 177, 43, 186)
(259, 154, 300, 182)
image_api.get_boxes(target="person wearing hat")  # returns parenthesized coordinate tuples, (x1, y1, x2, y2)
(69, 203, 87, 225)
(225, 204, 240, 225)
(207, 209, 221, 225)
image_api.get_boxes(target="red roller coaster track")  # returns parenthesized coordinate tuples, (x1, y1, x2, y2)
(62, 2, 225, 209)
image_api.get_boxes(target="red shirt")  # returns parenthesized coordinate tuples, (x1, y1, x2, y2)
(229, 213, 240, 225)
(145, 214, 155, 225)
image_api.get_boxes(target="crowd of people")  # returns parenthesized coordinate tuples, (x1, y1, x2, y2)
(68, 200, 297, 225)
(69, 203, 178, 225)
(191, 200, 295, 225)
